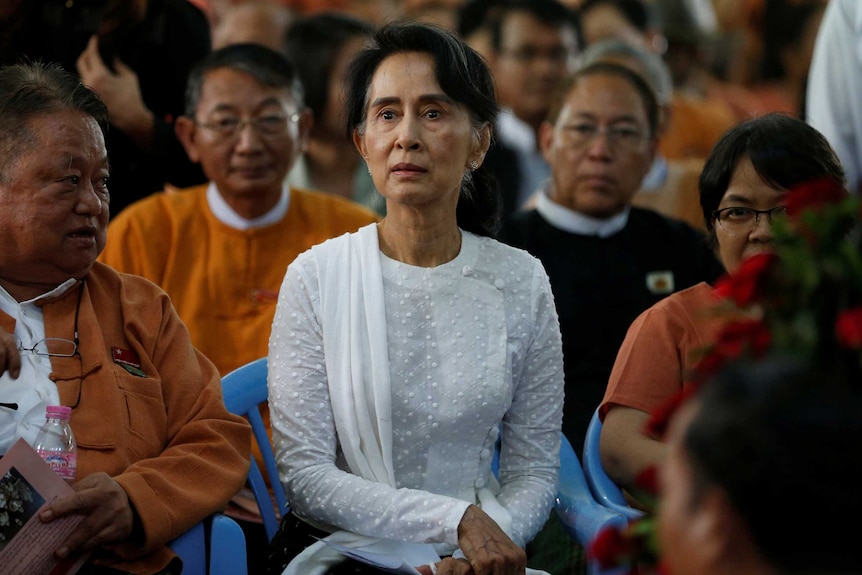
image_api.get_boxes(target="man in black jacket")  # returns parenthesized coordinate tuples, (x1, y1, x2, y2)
(502, 62, 724, 457)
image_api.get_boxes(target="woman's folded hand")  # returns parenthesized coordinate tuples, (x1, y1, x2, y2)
(455, 504, 526, 575)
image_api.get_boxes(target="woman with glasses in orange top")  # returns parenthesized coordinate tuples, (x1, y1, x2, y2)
(598, 112, 847, 503)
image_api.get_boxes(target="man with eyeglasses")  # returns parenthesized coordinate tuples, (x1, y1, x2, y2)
(575, 39, 708, 232)
(97, 43, 378, 570)
(461, 0, 582, 219)
(501, 62, 724, 461)
(99, 43, 378, 380)
(0, 62, 250, 574)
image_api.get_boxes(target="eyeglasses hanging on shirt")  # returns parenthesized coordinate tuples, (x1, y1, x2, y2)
(15, 337, 78, 357)
(10, 283, 84, 409)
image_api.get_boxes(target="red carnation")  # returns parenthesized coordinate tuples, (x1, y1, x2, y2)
(784, 178, 847, 217)
(691, 319, 771, 381)
(713, 319, 772, 358)
(589, 526, 631, 568)
(836, 307, 862, 349)
(714, 253, 777, 307)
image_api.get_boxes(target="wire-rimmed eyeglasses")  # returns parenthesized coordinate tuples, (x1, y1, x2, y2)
(194, 112, 301, 138)
(16, 336, 78, 357)
(560, 122, 648, 151)
(712, 206, 788, 231)
(10, 285, 84, 410)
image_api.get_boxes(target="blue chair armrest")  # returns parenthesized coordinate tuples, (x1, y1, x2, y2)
(209, 513, 248, 575)
(169, 513, 248, 575)
(555, 495, 630, 575)
(555, 434, 629, 546)
(583, 410, 645, 520)
(170, 520, 206, 575)
(556, 434, 630, 575)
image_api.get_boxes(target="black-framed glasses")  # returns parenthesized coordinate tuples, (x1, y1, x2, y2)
(194, 112, 300, 138)
(712, 206, 788, 230)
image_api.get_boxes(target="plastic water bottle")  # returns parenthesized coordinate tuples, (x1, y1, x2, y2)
(33, 405, 77, 482)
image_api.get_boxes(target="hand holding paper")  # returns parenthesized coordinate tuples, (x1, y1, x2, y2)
(0, 439, 89, 575)
(40, 472, 135, 560)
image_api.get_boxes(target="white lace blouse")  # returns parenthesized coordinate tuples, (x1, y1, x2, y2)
(268, 227, 564, 549)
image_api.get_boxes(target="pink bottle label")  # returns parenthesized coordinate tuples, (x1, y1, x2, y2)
(37, 451, 77, 481)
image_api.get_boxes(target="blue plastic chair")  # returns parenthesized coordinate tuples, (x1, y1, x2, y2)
(555, 434, 630, 575)
(221, 357, 289, 542)
(554, 434, 628, 543)
(583, 409, 644, 520)
(493, 432, 628, 574)
(169, 513, 248, 575)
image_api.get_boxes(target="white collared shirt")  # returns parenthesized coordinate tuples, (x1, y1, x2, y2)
(0, 279, 76, 454)
(536, 187, 630, 237)
(206, 182, 290, 230)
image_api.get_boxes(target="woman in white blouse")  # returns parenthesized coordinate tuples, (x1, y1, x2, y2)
(267, 22, 565, 575)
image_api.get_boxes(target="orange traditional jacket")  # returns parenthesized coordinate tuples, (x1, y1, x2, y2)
(0, 263, 251, 574)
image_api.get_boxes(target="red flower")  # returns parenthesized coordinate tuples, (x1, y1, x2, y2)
(713, 319, 772, 358)
(836, 307, 862, 349)
(589, 525, 631, 568)
(691, 319, 772, 380)
(714, 253, 777, 307)
(784, 178, 847, 217)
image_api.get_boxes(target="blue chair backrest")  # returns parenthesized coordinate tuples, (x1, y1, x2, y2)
(170, 513, 248, 575)
(221, 357, 289, 541)
(583, 409, 644, 520)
